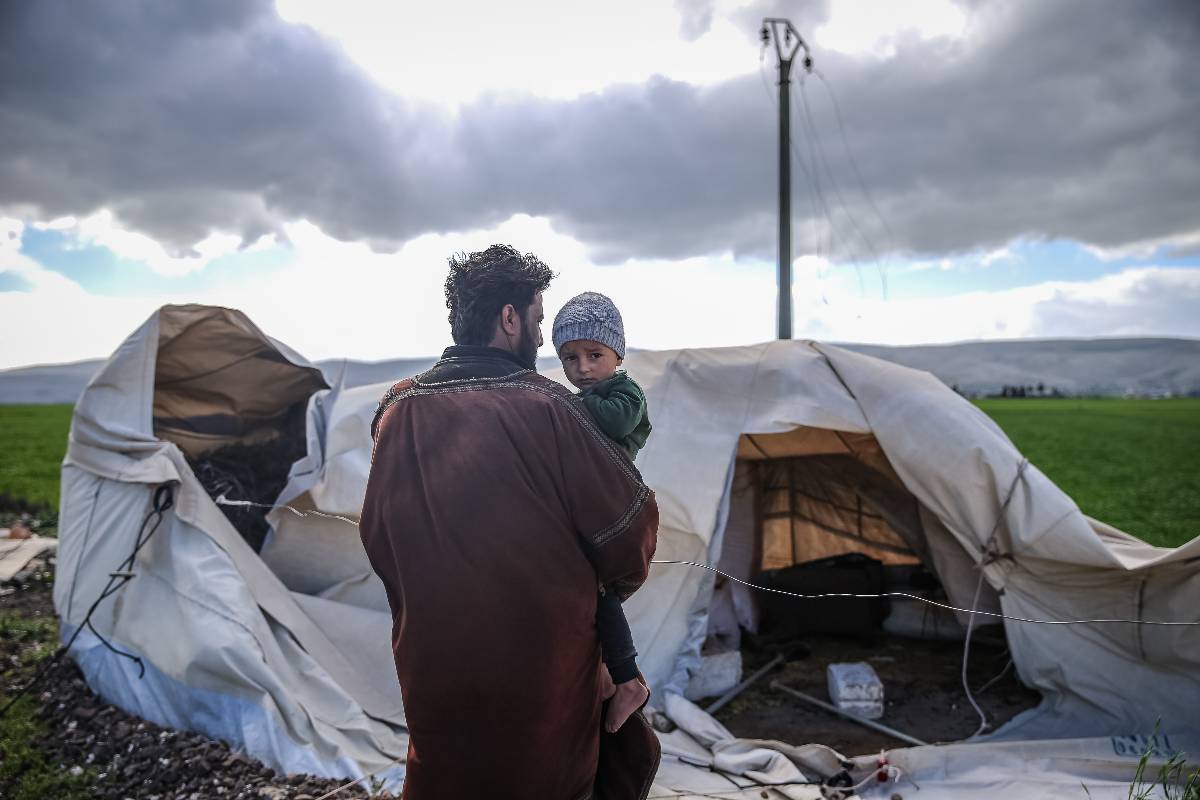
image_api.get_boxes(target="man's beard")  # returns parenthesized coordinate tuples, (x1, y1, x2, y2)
(514, 320, 539, 370)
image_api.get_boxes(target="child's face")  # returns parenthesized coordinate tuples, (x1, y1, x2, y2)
(558, 339, 623, 390)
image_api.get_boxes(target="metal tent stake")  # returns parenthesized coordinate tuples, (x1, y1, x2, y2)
(772, 680, 930, 747)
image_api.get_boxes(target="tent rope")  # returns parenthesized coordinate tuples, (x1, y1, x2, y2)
(961, 458, 1028, 738)
(0, 484, 175, 719)
(216, 493, 359, 526)
(647, 561, 1199, 626)
(212, 494, 1200, 628)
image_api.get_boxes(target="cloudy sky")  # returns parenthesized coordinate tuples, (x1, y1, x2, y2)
(1, 0, 1198, 370)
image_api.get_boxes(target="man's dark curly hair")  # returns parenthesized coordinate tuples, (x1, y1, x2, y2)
(444, 244, 555, 345)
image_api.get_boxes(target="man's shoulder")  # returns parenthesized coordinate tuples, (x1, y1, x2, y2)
(380, 377, 416, 401)
(509, 372, 588, 412)
(380, 371, 573, 406)
(371, 371, 584, 437)
(371, 377, 418, 441)
(515, 371, 574, 395)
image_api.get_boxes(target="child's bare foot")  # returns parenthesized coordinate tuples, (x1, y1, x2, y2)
(605, 679, 649, 733)
(600, 665, 616, 701)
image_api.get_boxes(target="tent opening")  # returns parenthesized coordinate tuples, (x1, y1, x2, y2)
(714, 426, 948, 644)
(151, 305, 329, 550)
(699, 426, 1039, 749)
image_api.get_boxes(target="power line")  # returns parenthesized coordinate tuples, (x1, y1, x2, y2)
(757, 31, 895, 306)
(759, 48, 839, 303)
(784, 86, 868, 302)
(759, 42, 879, 304)
(797, 75, 889, 299)
(814, 67, 899, 254)
(790, 76, 862, 296)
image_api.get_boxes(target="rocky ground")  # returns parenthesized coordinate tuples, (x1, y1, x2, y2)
(0, 558, 400, 800)
(3, 555, 1043, 798)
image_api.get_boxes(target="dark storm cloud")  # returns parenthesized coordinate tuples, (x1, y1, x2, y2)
(0, 0, 1197, 263)
(0, 0, 441, 252)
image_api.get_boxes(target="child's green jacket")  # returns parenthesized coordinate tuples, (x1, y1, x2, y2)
(579, 371, 652, 461)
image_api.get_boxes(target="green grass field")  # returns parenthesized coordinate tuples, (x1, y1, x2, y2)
(973, 398, 1198, 548)
(0, 399, 1196, 547)
(0, 405, 72, 512)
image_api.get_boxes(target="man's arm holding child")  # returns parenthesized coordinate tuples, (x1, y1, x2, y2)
(546, 382, 658, 600)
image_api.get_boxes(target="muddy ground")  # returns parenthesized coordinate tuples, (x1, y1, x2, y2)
(714, 631, 1041, 756)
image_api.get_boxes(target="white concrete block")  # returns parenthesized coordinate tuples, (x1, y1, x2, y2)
(826, 661, 884, 719)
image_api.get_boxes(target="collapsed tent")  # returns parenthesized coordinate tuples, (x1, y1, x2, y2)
(55, 304, 1200, 796)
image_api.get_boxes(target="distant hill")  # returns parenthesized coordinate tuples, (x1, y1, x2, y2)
(0, 359, 106, 405)
(2, 338, 1197, 405)
(314, 356, 562, 390)
(315, 357, 437, 389)
(0, 354, 566, 404)
(837, 337, 1200, 398)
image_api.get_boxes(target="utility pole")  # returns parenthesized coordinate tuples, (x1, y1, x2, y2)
(761, 19, 811, 340)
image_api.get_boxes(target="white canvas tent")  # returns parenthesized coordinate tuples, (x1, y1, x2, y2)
(55, 304, 1199, 797)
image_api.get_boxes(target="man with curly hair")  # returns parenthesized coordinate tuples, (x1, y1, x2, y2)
(360, 244, 660, 800)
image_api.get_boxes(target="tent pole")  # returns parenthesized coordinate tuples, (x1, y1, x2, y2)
(788, 459, 797, 564)
(772, 681, 930, 747)
(751, 461, 764, 577)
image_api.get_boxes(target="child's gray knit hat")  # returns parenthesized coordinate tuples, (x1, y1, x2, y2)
(552, 292, 625, 358)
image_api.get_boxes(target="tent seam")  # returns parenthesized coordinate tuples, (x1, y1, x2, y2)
(810, 342, 861, 403)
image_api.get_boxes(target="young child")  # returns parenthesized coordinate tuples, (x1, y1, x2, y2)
(552, 291, 654, 734)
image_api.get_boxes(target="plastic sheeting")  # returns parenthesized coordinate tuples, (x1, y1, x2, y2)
(56, 307, 407, 782)
(650, 698, 1199, 799)
(56, 304, 1200, 791)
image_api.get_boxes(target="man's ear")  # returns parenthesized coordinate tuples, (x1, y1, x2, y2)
(616, 356, 624, 366)
(498, 303, 520, 337)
